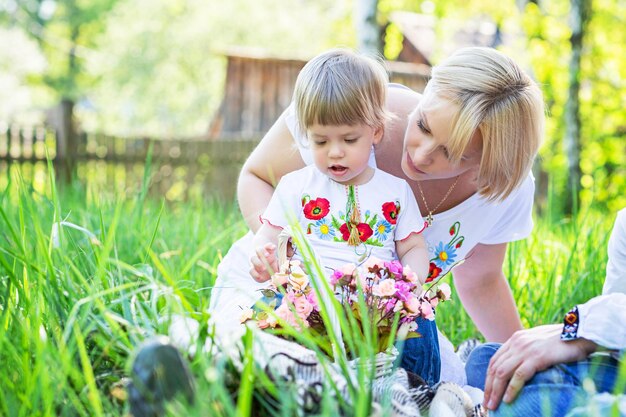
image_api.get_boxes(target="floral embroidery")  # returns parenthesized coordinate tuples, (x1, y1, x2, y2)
(302, 196, 330, 220)
(561, 306, 580, 341)
(382, 201, 400, 225)
(433, 242, 457, 268)
(300, 193, 403, 247)
(374, 219, 393, 241)
(312, 218, 335, 241)
(426, 262, 443, 283)
(425, 221, 465, 283)
(339, 222, 373, 243)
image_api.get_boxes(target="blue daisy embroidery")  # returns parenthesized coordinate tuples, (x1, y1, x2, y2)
(312, 218, 335, 241)
(373, 219, 392, 241)
(433, 242, 457, 268)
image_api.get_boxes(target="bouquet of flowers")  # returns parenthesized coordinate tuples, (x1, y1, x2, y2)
(240, 257, 451, 356)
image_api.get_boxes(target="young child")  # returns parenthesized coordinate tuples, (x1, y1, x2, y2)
(249, 48, 429, 288)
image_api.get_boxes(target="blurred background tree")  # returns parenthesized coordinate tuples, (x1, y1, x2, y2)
(0, 0, 624, 212)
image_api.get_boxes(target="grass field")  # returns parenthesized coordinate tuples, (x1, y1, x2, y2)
(0, 164, 619, 416)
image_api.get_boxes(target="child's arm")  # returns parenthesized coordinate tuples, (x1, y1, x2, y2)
(250, 223, 282, 282)
(396, 233, 429, 285)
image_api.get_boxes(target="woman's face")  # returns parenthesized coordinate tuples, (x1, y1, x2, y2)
(401, 94, 482, 181)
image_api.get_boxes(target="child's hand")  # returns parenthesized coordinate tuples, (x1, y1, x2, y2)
(249, 242, 278, 282)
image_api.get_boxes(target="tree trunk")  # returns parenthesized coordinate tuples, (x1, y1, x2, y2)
(563, 0, 590, 215)
(354, 0, 381, 55)
(55, 99, 77, 182)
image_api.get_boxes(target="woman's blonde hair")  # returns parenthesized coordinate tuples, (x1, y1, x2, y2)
(428, 47, 545, 201)
(294, 48, 391, 136)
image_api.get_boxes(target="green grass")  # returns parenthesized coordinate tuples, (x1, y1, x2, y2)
(0, 164, 620, 416)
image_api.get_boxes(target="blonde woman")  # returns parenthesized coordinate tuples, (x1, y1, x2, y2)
(209, 46, 545, 386)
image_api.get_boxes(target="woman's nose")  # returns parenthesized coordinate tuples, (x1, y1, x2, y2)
(410, 146, 433, 166)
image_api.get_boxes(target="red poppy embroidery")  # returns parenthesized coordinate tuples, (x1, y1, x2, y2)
(339, 223, 373, 242)
(303, 198, 330, 220)
(426, 262, 442, 283)
(382, 201, 400, 225)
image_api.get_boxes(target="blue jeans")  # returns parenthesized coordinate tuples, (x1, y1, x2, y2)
(465, 343, 624, 417)
(397, 317, 441, 386)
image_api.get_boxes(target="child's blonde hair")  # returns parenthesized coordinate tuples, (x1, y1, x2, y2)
(294, 48, 391, 136)
(427, 47, 545, 201)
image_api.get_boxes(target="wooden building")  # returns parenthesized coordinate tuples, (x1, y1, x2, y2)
(207, 13, 504, 140)
(207, 49, 430, 140)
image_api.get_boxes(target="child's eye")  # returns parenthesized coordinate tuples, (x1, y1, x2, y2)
(345, 138, 359, 144)
(313, 140, 326, 146)
(417, 119, 430, 134)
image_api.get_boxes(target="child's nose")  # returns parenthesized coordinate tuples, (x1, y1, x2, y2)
(328, 143, 344, 158)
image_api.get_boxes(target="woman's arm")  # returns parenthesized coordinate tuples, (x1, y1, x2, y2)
(237, 110, 306, 232)
(452, 242, 523, 342)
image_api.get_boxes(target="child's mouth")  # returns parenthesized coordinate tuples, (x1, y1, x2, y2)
(329, 165, 348, 175)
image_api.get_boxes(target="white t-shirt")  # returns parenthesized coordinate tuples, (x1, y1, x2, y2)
(603, 208, 626, 295)
(261, 165, 425, 271)
(285, 103, 535, 281)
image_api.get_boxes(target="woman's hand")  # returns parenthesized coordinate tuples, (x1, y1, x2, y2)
(483, 324, 597, 410)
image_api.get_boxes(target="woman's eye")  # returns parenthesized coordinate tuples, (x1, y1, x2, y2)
(417, 119, 430, 134)
(440, 146, 450, 158)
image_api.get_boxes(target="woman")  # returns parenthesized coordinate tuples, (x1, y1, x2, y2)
(208, 46, 545, 385)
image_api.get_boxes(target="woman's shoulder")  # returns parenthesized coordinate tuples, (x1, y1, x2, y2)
(386, 84, 421, 118)
(375, 87, 421, 179)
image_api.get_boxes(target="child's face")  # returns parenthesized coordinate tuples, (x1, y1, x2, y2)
(401, 94, 482, 182)
(307, 123, 382, 185)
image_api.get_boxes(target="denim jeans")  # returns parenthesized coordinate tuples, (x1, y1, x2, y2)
(465, 343, 624, 417)
(397, 317, 441, 386)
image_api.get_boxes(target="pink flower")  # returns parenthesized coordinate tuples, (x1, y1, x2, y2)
(272, 272, 289, 287)
(384, 298, 397, 312)
(363, 257, 384, 270)
(429, 297, 439, 308)
(384, 260, 403, 279)
(373, 279, 396, 297)
(294, 296, 313, 319)
(330, 270, 344, 286)
(351, 271, 369, 290)
(394, 281, 412, 302)
(276, 303, 298, 327)
(257, 319, 270, 329)
(306, 291, 320, 311)
(340, 263, 357, 275)
(420, 301, 435, 320)
(403, 265, 420, 284)
(404, 297, 420, 314)
(437, 283, 452, 301)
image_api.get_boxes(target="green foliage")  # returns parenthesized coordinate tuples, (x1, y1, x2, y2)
(0, 160, 618, 415)
(0, 26, 50, 122)
(519, 0, 626, 212)
(1, 0, 121, 101)
(81, 0, 351, 137)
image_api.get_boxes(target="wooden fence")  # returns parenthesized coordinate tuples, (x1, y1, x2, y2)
(0, 123, 258, 165)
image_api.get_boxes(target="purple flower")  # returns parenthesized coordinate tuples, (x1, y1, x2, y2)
(330, 270, 344, 286)
(384, 298, 397, 313)
(394, 281, 412, 302)
(384, 260, 404, 279)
